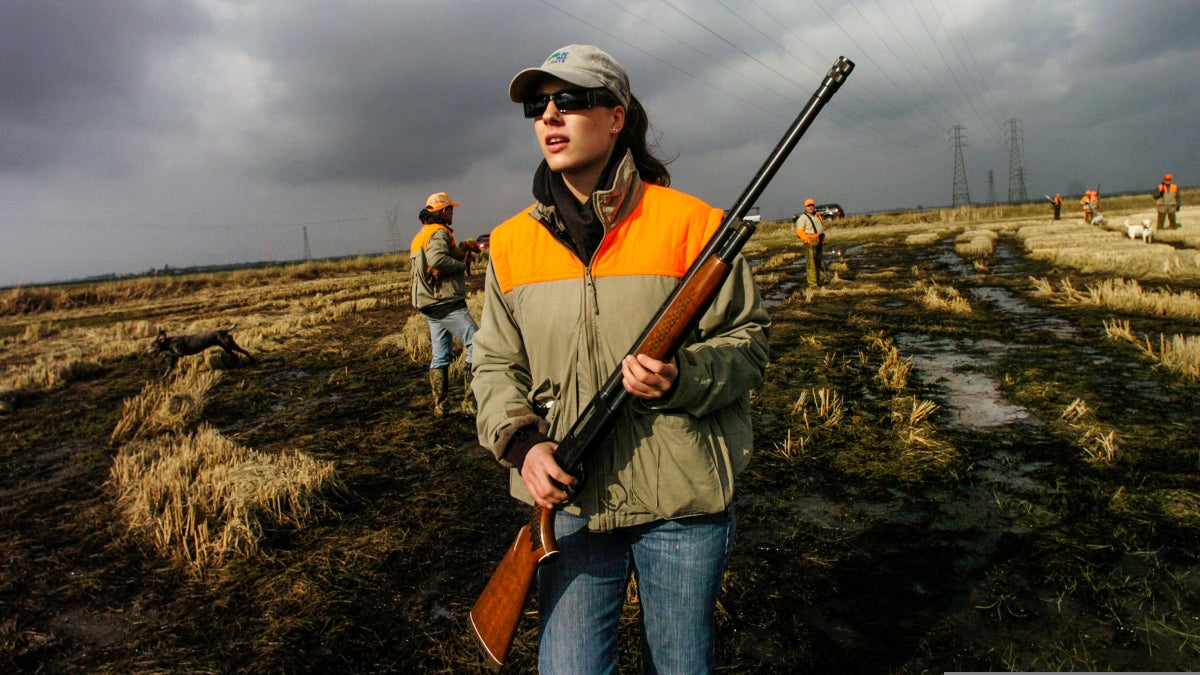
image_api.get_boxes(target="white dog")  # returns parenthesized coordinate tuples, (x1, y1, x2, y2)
(1091, 213, 1105, 226)
(1124, 219, 1153, 243)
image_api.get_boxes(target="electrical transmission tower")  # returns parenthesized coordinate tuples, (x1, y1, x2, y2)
(986, 169, 997, 205)
(385, 206, 402, 253)
(950, 125, 970, 207)
(1007, 118, 1028, 203)
(303, 226, 312, 261)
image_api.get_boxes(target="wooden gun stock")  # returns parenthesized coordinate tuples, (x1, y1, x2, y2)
(469, 55, 855, 670)
(469, 506, 557, 670)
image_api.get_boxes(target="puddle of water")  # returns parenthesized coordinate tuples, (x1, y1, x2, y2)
(894, 333, 1034, 430)
(969, 286, 1079, 337)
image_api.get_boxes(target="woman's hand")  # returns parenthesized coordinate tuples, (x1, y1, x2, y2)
(621, 353, 678, 400)
(521, 441, 576, 509)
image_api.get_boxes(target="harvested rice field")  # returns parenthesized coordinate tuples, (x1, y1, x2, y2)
(3, 197, 1199, 673)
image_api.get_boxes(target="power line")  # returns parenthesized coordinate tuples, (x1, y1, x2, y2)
(834, 0, 961, 135)
(551, 0, 929, 153)
(807, 0, 947, 139)
(906, 0, 1001, 146)
(537, 0, 780, 118)
(924, 0, 1006, 144)
(729, 0, 941, 147)
(937, 0, 1009, 134)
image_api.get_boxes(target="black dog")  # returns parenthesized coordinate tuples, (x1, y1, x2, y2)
(149, 325, 254, 376)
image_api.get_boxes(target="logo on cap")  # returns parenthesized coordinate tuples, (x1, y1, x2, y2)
(548, 50, 569, 65)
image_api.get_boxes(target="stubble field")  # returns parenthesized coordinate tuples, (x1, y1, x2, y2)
(3, 195, 1200, 673)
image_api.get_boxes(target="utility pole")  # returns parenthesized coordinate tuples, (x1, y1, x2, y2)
(1007, 117, 1028, 204)
(986, 169, 997, 206)
(950, 125, 970, 207)
(303, 226, 312, 261)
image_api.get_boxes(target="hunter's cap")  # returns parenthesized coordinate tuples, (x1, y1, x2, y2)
(509, 45, 632, 108)
(1164, 173, 1173, 181)
(804, 199, 816, 207)
(425, 192, 459, 213)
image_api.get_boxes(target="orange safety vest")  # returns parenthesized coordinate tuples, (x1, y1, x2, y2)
(410, 223, 455, 252)
(795, 213, 824, 245)
(490, 185, 720, 295)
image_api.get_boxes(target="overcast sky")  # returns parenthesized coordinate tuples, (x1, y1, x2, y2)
(2, 0, 1197, 287)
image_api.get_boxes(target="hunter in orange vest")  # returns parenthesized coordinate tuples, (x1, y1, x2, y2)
(795, 198, 825, 286)
(1156, 173, 1181, 230)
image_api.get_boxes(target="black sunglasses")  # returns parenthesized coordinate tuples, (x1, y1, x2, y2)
(523, 88, 618, 119)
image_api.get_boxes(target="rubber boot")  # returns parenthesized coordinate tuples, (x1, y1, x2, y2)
(461, 367, 477, 416)
(430, 367, 449, 417)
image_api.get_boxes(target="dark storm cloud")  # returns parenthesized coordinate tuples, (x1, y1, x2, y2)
(0, 1, 209, 174)
(231, 2, 538, 186)
(2, 0, 1199, 287)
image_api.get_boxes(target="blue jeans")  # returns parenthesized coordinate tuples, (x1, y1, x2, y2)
(425, 305, 476, 369)
(538, 508, 735, 674)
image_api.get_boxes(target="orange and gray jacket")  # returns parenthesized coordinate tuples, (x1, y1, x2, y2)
(1156, 183, 1180, 209)
(795, 212, 825, 244)
(410, 224, 467, 311)
(471, 151, 770, 532)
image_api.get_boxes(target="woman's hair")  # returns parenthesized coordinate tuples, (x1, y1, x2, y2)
(618, 95, 672, 187)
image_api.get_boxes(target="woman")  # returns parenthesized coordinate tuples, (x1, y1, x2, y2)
(472, 45, 769, 673)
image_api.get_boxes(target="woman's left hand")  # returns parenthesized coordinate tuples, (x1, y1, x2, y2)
(621, 353, 678, 400)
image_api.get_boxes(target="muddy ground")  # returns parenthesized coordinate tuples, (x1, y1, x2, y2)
(3, 222, 1200, 673)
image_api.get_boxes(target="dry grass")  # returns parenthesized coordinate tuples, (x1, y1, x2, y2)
(915, 280, 972, 314)
(873, 345, 912, 392)
(955, 228, 998, 259)
(1142, 333, 1200, 380)
(1059, 398, 1118, 463)
(1103, 318, 1200, 380)
(1016, 221, 1200, 281)
(110, 424, 341, 569)
(1033, 276, 1200, 321)
(0, 260, 412, 403)
(755, 250, 803, 274)
(790, 387, 845, 429)
(904, 231, 945, 246)
(107, 353, 342, 570)
(771, 387, 845, 461)
(109, 364, 223, 446)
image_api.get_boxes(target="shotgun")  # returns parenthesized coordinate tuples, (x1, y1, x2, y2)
(469, 55, 855, 671)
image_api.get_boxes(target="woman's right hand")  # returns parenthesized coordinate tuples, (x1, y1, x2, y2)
(521, 441, 576, 509)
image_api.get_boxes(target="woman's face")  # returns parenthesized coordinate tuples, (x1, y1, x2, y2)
(531, 77, 625, 196)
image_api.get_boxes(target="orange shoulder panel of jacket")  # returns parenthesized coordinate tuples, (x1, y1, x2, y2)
(490, 207, 583, 294)
(490, 187, 722, 294)
(410, 224, 451, 253)
(591, 185, 722, 281)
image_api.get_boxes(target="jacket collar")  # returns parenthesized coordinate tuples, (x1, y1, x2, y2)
(529, 149, 646, 237)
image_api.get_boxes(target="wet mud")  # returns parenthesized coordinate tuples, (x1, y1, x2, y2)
(3, 226, 1200, 673)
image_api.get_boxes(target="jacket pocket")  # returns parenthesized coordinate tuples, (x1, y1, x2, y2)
(627, 412, 728, 518)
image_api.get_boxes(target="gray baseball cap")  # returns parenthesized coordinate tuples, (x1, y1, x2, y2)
(508, 44, 631, 108)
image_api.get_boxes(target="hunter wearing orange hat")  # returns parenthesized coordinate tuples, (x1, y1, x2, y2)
(795, 198, 826, 287)
(1080, 190, 1099, 224)
(410, 191, 479, 416)
(1155, 173, 1181, 230)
